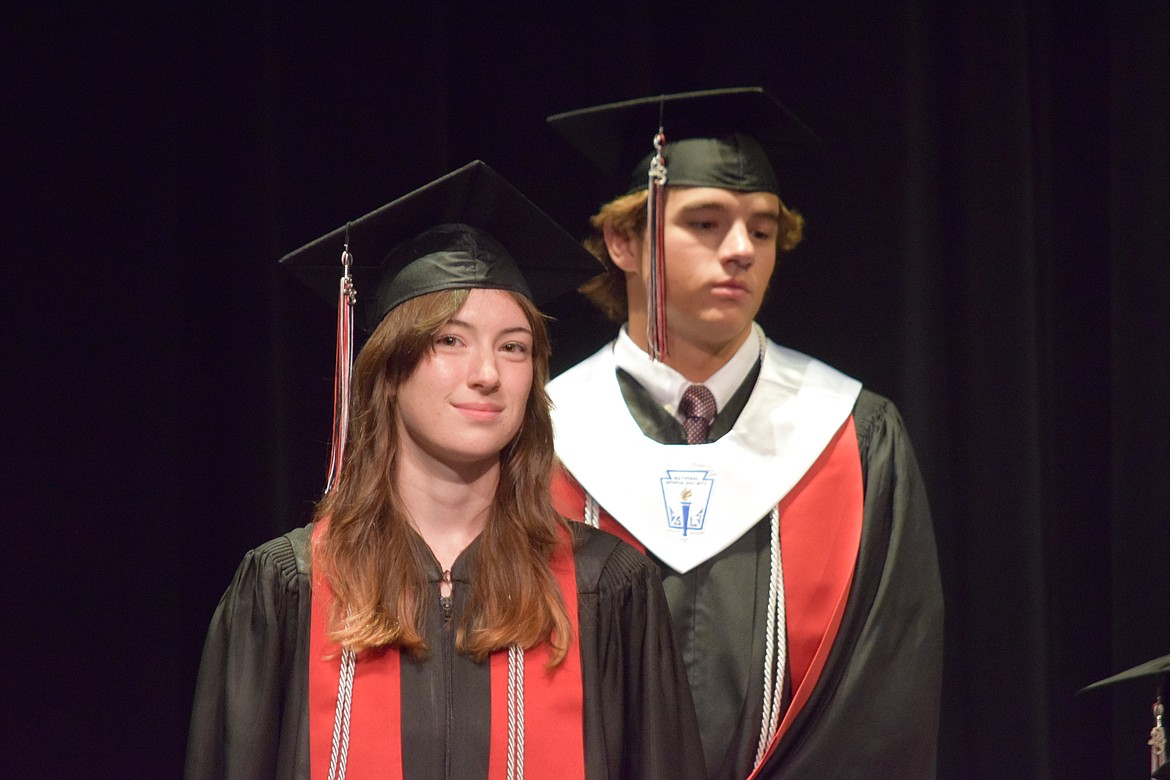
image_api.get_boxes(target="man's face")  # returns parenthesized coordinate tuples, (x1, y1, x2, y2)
(640, 186, 780, 355)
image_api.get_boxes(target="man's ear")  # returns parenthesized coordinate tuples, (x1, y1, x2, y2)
(603, 222, 643, 274)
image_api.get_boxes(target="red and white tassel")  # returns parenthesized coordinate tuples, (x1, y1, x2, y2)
(325, 237, 356, 495)
(646, 129, 668, 362)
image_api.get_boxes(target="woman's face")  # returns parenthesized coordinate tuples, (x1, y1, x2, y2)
(394, 288, 534, 473)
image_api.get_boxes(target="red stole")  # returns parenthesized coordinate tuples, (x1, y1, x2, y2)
(550, 416, 864, 774)
(308, 525, 585, 779)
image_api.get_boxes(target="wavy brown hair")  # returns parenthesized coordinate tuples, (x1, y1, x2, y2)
(581, 188, 807, 322)
(313, 288, 572, 665)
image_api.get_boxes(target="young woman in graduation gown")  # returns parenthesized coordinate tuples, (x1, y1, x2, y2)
(184, 163, 705, 780)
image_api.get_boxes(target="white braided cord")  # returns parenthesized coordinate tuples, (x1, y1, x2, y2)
(507, 644, 525, 779)
(583, 493, 601, 528)
(754, 507, 787, 768)
(327, 646, 357, 780)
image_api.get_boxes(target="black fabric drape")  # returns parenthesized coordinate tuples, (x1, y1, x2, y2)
(5, 3, 1167, 778)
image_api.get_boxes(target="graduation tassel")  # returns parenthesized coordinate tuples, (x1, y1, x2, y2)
(1152, 694, 1167, 778)
(646, 126, 669, 362)
(325, 227, 356, 495)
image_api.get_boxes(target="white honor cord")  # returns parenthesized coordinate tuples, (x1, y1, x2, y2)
(754, 507, 787, 768)
(326, 644, 526, 779)
(583, 493, 601, 528)
(507, 644, 525, 780)
(327, 646, 357, 780)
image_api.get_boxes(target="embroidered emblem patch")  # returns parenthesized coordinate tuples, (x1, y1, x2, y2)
(659, 470, 714, 536)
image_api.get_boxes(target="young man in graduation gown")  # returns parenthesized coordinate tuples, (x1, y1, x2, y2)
(185, 162, 704, 780)
(546, 89, 944, 780)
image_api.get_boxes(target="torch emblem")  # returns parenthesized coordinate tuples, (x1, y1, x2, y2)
(659, 470, 715, 536)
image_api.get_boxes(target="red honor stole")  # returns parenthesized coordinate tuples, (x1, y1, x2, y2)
(308, 525, 586, 779)
(551, 416, 864, 773)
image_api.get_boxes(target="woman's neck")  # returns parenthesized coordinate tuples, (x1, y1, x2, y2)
(395, 454, 498, 572)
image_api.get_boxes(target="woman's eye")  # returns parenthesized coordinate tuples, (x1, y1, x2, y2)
(502, 342, 529, 355)
(436, 335, 460, 347)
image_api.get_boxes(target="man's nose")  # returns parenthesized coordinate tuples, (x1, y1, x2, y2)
(720, 222, 754, 269)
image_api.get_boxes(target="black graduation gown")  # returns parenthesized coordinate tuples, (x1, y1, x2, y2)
(610, 374, 944, 780)
(185, 522, 705, 780)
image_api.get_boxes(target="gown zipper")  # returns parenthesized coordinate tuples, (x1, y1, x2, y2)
(440, 569, 454, 779)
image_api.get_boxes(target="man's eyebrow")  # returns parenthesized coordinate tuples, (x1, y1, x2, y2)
(678, 201, 781, 222)
(678, 200, 730, 213)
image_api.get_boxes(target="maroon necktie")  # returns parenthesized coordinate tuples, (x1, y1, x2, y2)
(679, 384, 717, 444)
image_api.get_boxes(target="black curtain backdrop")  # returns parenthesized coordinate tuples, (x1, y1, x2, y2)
(4, 3, 1167, 778)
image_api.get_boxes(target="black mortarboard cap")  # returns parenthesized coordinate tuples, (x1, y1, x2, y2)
(280, 160, 602, 331)
(547, 87, 820, 198)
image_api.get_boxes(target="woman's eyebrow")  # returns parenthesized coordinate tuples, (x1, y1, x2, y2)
(445, 318, 532, 337)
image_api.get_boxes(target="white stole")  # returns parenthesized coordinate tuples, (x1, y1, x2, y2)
(548, 335, 862, 573)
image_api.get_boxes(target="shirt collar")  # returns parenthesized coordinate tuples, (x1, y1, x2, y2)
(613, 324, 762, 420)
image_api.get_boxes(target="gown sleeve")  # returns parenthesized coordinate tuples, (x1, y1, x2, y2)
(185, 528, 313, 780)
(762, 391, 944, 779)
(574, 526, 707, 780)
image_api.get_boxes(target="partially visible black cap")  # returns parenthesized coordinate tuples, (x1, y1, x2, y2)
(547, 87, 821, 198)
(280, 160, 602, 331)
(1079, 653, 1170, 695)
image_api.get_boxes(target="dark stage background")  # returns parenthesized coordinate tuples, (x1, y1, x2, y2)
(4, 3, 1167, 778)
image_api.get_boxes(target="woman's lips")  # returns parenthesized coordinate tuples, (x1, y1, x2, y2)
(454, 402, 504, 420)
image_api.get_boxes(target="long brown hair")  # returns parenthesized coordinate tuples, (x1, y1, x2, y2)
(313, 288, 572, 665)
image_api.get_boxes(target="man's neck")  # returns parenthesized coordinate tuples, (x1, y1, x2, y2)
(614, 322, 761, 423)
(662, 337, 747, 382)
(624, 318, 753, 382)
